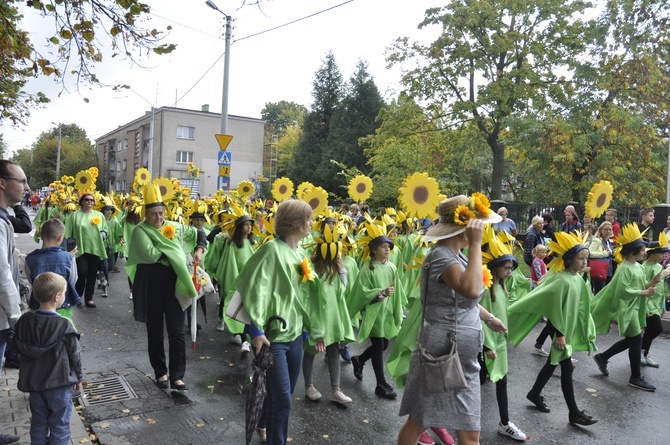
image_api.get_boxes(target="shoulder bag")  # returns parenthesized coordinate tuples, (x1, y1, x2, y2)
(417, 252, 468, 392)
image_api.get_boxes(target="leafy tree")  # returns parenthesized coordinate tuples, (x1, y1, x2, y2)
(14, 123, 97, 188)
(276, 125, 302, 176)
(1, 0, 175, 125)
(287, 51, 343, 189)
(261, 101, 307, 138)
(388, 0, 596, 199)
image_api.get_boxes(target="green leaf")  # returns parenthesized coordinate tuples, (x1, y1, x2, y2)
(49, 36, 59, 45)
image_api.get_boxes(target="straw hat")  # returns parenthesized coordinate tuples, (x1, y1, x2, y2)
(423, 194, 501, 242)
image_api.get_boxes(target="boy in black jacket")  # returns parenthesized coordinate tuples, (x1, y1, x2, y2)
(13, 272, 83, 445)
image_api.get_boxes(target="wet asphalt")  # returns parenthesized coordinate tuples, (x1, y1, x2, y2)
(14, 223, 670, 445)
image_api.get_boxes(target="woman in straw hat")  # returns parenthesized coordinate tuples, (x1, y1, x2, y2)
(397, 194, 506, 445)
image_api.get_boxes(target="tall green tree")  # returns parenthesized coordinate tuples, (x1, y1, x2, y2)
(326, 60, 386, 195)
(1, 0, 175, 125)
(261, 101, 307, 138)
(388, 0, 595, 199)
(287, 51, 343, 189)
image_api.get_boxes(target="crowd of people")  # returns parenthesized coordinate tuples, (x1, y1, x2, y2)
(1, 161, 668, 445)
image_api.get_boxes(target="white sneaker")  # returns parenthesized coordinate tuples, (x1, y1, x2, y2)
(241, 341, 251, 353)
(230, 334, 242, 346)
(331, 388, 352, 404)
(497, 421, 527, 441)
(571, 357, 578, 364)
(645, 355, 659, 368)
(532, 347, 550, 357)
(640, 350, 648, 366)
(305, 384, 322, 401)
(129, 292, 133, 300)
(215, 319, 226, 332)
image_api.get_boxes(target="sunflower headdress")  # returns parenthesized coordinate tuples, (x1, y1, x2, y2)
(218, 202, 254, 237)
(398, 172, 443, 219)
(481, 225, 517, 270)
(613, 222, 648, 263)
(356, 217, 394, 263)
(584, 180, 614, 219)
(311, 223, 343, 261)
(313, 207, 338, 234)
(647, 231, 670, 255)
(348, 175, 373, 202)
(546, 231, 589, 272)
(272, 177, 294, 202)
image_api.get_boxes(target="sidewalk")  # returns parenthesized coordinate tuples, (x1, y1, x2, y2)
(0, 367, 90, 445)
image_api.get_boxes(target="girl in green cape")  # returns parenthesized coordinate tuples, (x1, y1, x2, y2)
(640, 236, 668, 367)
(508, 231, 598, 426)
(591, 223, 661, 391)
(480, 229, 528, 441)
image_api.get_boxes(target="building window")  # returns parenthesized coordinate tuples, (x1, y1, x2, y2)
(122, 180, 127, 191)
(116, 161, 121, 171)
(177, 126, 195, 140)
(116, 140, 123, 152)
(176, 151, 194, 164)
(122, 160, 127, 170)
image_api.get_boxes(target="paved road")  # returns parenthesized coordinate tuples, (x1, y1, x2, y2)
(13, 222, 670, 445)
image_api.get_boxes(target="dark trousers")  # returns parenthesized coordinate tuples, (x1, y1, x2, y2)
(641, 314, 663, 354)
(29, 385, 73, 445)
(145, 268, 185, 381)
(530, 356, 579, 415)
(359, 337, 390, 385)
(75, 253, 100, 302)
(600, 333, 642, 378)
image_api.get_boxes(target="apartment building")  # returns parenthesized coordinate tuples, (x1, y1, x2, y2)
(94, 105, 264, 196)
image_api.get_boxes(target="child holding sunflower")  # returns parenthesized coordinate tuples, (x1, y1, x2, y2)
(479, 227, 529, 441)
(508, 231, 598, 426)
(591, 223, 661, 391)
(347, 222, 405, 399)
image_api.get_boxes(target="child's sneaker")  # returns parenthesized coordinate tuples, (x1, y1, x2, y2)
(339, 345, 352, 363)
(216, 318, 226, 332)
(640, 351, 649, 366)
(569, 410, 598, 426)
(430, 427, 455, 445)
(417, 431, 435, 445)
(593, 353, 609, 376)
(305, 384, 322, 401)
(241, 341, 251, 353)
(497, 421, 528, 441)
(230, 334, 242, 346)
(628, 376, 656, 391)
(352, 355, 364, 381)
(331, 388, 352, 404)
(532, 346, 549, 357)
(374, 382, 397, 399)
(645, 354, 660, 368)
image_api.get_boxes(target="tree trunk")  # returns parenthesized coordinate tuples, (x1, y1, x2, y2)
(490, 141, 504, 200)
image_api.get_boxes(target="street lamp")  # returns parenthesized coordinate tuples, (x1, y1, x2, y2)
(205, 0, 232, 135)
(51, 122, 62, 179)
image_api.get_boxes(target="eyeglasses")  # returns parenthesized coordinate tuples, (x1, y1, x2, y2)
(1, 177, 29, 186)
(81, 198, 95, 203)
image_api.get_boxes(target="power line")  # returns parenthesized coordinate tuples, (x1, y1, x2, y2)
(148, 11, 222, 40)
(175, 0, 356, 104)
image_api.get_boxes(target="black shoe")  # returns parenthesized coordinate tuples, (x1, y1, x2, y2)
(339, 345, 352, 363)
(593, 353, 609, 376)
(0, 434, 20, 445)
(155, 378, 169, 389)
(375, 382, 397, 399)
(628, 376, 656, 391)
(170, 381, 189, 390)
(352, 355, 364, 381)
(3, 359, 19, 369)
(569, 410, 598, 426)
(526, 392, 550, 412)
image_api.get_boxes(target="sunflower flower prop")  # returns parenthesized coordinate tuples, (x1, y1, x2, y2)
(90, 216, 101, 226)
(398, 172, 442, 219)
(237, 180, 255, 199)
(135, 168, 151, 186)
(302, 186, 328, 217)
(74, 170, 95, 193)
(584, 180, 613, 219)
(272, 177, 294, 202)
(161, 224, 176, 240)
(452, 192, 494, 226)
(348, 175, 373, 202)
(482, 266, 493, 289)
(153, 177, 175, 201)
(546, 231, 588, 272)
(356, 217, 391, 263)
(299, 257, 315, 282)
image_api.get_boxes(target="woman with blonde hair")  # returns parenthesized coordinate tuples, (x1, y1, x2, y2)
(588, 221, 614, 294)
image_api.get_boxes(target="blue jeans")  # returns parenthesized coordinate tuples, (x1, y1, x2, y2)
(261, 335, 303, 445)
(29, 385, 73, 445)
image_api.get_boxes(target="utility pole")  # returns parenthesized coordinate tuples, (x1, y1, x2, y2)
(206, 0, 232, 135)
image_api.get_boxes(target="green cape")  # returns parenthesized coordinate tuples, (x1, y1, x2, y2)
(481, 283, 509, 382)
(65, 209, 108, 259)
(125, 221, 197, 299)
(220, 239, 255, 333)
(591, 260, 647, 336)
(643, 261, 664, 316)
(508, 271, 596, 365)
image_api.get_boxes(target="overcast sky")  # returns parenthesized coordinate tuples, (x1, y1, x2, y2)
(1, 0, 439, 155)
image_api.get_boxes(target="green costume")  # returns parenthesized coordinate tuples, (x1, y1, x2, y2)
(233, 239, 326, 344)
(508, 271, 597, 365)
(125, 221, 198, 299)
(204, 234, 227, 282)
(506, 268, 531, 304)
(119, 213, 137, 258)
(346, 259, 404, 342)
(104, 217, 121, 255)
(481, 283, 509, 382)
(65, 209, 108, 259)
(643, 261, 664, 317)
(220, 238, 255, 333)
(591, 260, 647, 337)
(309, 271, 356, 349)
(33, 206, 62, 243)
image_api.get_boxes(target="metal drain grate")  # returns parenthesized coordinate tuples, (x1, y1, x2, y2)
(80, 376, 138, 406)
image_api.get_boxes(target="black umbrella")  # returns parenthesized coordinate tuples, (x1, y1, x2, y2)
(245, 315, 286, 445)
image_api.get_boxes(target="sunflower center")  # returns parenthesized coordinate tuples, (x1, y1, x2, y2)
(309, 198, 319, 210)
(279, 185, 287, 194)
(413, 186, 429, 205)
(356, 183, 367, 193)
(81, 177, 88, 184)
(596, 193, 607, 207)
